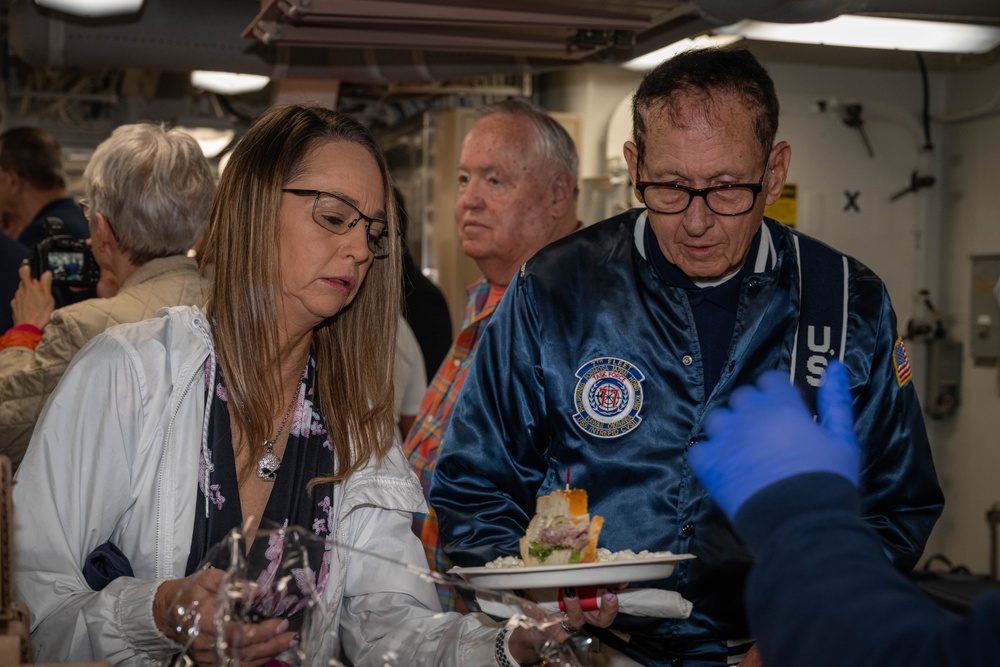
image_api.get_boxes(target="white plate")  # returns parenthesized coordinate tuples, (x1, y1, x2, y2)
(449, 554, 695, 590)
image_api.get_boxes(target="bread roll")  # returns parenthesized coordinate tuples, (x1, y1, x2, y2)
(519, 489, 603, 566)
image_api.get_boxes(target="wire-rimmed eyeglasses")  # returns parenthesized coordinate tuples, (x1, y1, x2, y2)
(635, 165, 767, 217)
(282, 188, 391, 258)
(79, 198, 119, 242)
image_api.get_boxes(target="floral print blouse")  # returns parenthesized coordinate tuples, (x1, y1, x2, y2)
(186, 355, 337, 625)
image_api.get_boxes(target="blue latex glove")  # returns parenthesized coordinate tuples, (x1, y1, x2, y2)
(689, 361, 861, 520)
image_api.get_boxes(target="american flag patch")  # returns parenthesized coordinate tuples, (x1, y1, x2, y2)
(892, 337, 912, 387)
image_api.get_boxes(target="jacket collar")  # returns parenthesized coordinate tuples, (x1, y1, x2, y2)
(632, 209, 779, 278)
(121, 254, 201, 291)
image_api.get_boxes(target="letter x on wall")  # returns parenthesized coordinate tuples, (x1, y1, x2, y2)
(844, 190, 860, 213)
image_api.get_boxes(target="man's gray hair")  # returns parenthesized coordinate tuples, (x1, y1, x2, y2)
(83, 123, 216, 264)
(476, 99, 579, 187)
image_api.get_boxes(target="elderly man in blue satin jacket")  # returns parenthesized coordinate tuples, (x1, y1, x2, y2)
(430, 47, 943, 667)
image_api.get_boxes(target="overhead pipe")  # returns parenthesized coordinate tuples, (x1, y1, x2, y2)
(10, 0, 998, 86)
(7, 0, 573, 84)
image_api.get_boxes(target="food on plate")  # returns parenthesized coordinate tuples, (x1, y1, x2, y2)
(519, 488, 603, 566)
(485, 547, 677, 569)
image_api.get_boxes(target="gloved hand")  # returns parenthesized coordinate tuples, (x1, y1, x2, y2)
(689, 361, 860, 520)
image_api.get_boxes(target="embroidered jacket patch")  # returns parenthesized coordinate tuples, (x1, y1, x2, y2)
(892, 337, 912, 387)
(572, 357, 645, 438)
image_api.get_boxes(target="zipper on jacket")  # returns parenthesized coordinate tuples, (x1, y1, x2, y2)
(155, 314, 214, 578)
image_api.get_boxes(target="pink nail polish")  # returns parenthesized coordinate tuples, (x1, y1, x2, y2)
(276, 619, 290, 634)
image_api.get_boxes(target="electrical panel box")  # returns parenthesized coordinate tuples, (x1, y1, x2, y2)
(923, 339, 963, 420)
(970, 255, 1000, 366)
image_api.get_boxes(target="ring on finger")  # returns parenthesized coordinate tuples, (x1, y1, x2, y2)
(560, 613, 574, 633)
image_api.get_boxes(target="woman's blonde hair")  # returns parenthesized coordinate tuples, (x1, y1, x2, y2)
(201, 105, 401, 483)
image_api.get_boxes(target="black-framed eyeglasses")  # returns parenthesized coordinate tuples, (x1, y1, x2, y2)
(635, 165, 767, 217)
(282, 188, 391, 258)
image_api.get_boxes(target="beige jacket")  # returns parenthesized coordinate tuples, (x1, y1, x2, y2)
(0, 255, 207, 467)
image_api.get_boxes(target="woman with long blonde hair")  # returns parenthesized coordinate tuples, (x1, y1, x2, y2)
(14, 105, 604, 666)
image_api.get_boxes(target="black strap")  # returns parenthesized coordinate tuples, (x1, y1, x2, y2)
(791, 233, 848, 411)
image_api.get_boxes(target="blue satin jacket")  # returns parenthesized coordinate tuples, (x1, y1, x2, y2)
(431, 210, 943, 661)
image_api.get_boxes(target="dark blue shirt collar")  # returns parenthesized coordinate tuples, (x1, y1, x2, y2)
(642, 219, 764, 394)
(643, 219, 763, 306)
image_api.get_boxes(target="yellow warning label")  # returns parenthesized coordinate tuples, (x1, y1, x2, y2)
(765, 183, 797, 228)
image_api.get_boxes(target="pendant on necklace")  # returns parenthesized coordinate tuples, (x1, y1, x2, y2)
(257, 440, 281, 482)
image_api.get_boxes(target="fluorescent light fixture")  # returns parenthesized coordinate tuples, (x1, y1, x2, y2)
(175, 126, 236, 159)
(718, 16, 1000, 54)
(190, 71, 270, 96)
(623, 34, 743, 71)
(34, 0, 143, 16)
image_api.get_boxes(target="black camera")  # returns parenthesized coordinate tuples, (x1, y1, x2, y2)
(28, 217, 100, 288)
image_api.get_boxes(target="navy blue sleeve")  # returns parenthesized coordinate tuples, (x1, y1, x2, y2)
(847, 279, 943, 571)
(736, 473, 1000, 667)
(430, 276, 548, 567)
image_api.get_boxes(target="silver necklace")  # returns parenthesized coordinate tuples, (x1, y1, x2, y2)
(257, 392, 297, 482)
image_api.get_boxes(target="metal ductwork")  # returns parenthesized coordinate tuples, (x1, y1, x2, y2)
(6, 0, 686, 84)
(7, 0, 1000, 86)
(6, 0, 573, 84)
(7, 0, 271, 74)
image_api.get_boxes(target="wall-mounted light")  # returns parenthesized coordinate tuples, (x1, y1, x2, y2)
(622, 34, 742, 71)
(717, 16, 1000, 54)
(190, 70, 270, 96)
(174, 126, 236, 159)
(34, 0, 143, 17)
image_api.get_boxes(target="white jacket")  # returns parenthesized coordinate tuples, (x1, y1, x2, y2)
(13, 305, 499, 666)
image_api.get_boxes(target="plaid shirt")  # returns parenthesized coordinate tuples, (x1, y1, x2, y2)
(402, 276, 501, 611)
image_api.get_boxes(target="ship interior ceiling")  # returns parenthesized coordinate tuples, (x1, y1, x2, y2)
(2, 0, 1000, 146)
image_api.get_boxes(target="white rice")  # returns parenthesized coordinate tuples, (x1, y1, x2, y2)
(484, 547, 675, 568)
